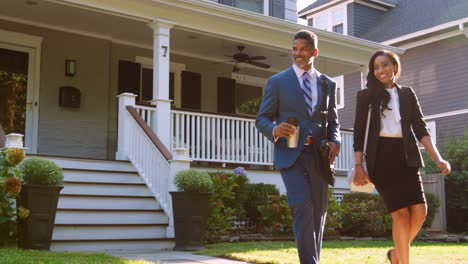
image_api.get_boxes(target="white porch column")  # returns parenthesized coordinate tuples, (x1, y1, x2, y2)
(167, 148, 191, 237)
(148, 19, 176, 149)
(116, 93, 137, 160)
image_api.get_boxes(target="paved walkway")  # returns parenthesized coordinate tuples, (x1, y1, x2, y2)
(111, 251, 250, 264)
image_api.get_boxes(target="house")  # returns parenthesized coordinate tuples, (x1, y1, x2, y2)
(0, 0, 398, 252)
(299, 0, 468, 146)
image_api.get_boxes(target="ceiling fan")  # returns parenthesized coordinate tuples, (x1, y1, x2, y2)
(221, 45, 270, 72)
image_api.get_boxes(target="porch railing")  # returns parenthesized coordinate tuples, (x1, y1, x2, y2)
(130, 104, 354, 171)
(171, 110, 273, 165)
(170, 109, 354, 171)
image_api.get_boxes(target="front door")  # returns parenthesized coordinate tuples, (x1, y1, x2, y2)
(0, 43, 38, 153)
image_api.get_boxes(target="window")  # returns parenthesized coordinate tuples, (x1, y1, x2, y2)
(333, 76, 344, 109)
(312, 5, 347, 35)
(332, 23, 344, 34)
(219, 0, 285, 19)
(219, 0, 263, 14)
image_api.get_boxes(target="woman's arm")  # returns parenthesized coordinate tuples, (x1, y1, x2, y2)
(420, 135, 451, 176)
(353, 90, 371, 185)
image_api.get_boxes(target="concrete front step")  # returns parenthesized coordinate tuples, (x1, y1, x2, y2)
(52, 224, 168, 240)
(58, 195, 161, 210)
(50, 239, 174, 252)
(55, 209, 168, 225)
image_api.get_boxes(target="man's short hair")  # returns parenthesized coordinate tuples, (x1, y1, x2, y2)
(293, 30, 318, 50)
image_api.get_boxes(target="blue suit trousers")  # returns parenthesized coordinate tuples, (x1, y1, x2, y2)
(280, 145, 329, 264)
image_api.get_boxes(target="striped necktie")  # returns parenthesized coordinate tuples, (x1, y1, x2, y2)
(302, 72, 313, 116)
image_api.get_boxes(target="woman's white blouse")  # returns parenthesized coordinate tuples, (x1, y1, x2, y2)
(380, 87, 403, 138)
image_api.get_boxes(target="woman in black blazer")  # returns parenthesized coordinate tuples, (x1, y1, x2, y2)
(353, 50, 450, 264)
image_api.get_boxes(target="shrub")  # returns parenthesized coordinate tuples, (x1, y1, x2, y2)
(173, 169, 213, 193)
(19, 158, 64, 186)
(206, 172, 238, 238)
(324, 189, 343, 237)
(423, 192, 441, 229)
(238, 97, 262, 115)
(341, 192, 391, 237)
(444, 171, 467, 209)
(244, 183, 280, 225)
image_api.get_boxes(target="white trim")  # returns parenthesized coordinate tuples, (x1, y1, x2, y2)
(231, 73, 267, 87)
(263, 0, 270, 16)
(333, 75, 345, 109)
(382, 17, 468, 45)
(424, 109, 468, 120)
(426, 121, 437, 143)
(397, 30, 463, 49)
(0, 29, 42, 154)
(300, 0, 392, 17)
(354, 0, 388, 11)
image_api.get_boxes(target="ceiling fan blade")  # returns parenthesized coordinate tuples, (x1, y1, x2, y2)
(247, 61, 270, 69)
(248, 56, 266, 60)
(212, 60, 236, 64)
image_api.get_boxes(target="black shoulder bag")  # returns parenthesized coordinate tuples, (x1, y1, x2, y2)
(319, 76, 336, 186)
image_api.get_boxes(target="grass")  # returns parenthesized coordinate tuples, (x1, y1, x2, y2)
(0, 248, 153, 264)
(196, 240, 468, 264)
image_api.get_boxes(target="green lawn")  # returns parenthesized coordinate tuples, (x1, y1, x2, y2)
(0, 248, 153, 264)
(196, 240, 468, 264)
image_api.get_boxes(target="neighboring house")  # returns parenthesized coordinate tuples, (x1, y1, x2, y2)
(0, 0, 397, 252)
(299, 0, 468, 146)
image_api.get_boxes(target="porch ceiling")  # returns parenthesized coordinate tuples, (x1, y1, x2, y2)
(0, 0, 403, 76)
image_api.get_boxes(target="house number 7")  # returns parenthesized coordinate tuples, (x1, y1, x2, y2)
(161, 46, 168, 57)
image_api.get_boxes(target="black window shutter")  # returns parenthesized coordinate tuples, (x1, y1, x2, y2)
(270, 0, 285, 19)
(217, 77, 236, 114)
(169, 72, 175, 102)
(181, 71, 201, 110)
(118, 60, 140, 96)
(141, 68, 153, 101)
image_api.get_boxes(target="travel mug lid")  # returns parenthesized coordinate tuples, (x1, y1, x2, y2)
(287, 117, 298, 126)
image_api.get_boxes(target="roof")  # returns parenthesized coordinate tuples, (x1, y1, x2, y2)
(362, 0, 468, 42)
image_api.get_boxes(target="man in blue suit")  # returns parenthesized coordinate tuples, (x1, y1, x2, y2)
(256, 30, 340, 264)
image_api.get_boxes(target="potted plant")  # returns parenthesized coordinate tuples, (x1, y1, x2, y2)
(170, 169, 214, 251)
(16, 157, 64, 250)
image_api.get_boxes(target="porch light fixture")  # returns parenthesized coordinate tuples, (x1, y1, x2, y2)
(65, 59, 76, 77)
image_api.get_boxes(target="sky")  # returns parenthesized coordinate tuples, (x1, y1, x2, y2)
(297, 0, 316, 11)
(297, 0, 316, 25)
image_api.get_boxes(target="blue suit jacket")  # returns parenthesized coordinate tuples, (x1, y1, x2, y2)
(255, 67, 341, 169)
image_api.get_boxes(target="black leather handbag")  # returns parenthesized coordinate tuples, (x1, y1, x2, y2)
(319, 76, 336, 186)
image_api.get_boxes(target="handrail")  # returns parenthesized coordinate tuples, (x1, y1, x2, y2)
(126, 106, 173, 160)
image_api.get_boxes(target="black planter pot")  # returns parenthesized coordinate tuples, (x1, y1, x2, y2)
(170, 191, 210, 251)
(16, 184, 63, 250)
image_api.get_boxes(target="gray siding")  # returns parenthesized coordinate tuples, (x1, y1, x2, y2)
(398, 35, 468, 116)
(0, 20, 110, 160)
(339, 72, 362, 130)
(430, 114, 467, 147)
(347, 3, 385, 38)
(285, 0, 298, 22)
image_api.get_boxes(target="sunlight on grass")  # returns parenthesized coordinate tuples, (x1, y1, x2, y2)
(0, 248, 153, 264)
(197, 240, 468, 264)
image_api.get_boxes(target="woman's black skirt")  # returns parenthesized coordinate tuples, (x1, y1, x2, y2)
(373, 137, 426, 213)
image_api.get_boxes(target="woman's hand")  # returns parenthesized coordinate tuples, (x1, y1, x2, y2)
(436, 159, 451, 176)
(353, 165, 371, 186)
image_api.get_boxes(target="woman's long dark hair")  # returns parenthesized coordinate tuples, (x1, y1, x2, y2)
(366, 50, 401, 116)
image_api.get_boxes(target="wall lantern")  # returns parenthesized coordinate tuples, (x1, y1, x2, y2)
(65, 59, 76, 77)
